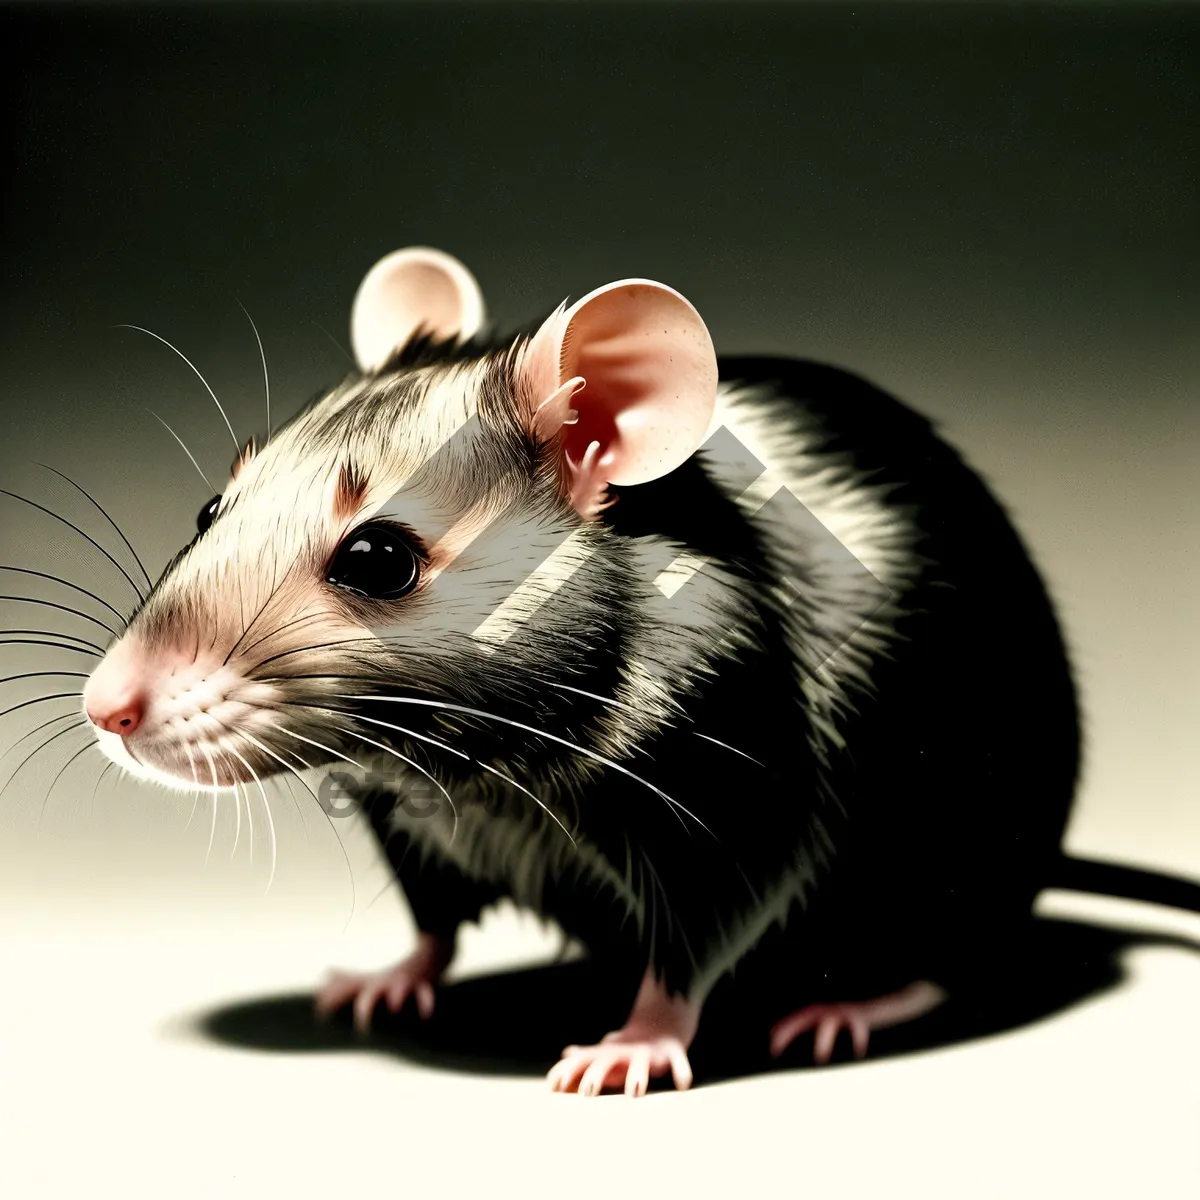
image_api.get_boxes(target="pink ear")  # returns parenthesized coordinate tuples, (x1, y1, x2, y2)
(350, 246, 486, 372)
(523, 280, 718, 517)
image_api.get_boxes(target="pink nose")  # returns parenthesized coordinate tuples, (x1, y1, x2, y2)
(86, 695, 146, 737)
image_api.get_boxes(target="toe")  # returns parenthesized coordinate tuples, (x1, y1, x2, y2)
(849, 1015, 871, 1060)
(813, 1014, 842, 1065)
(665, 1041, 693, 1091)
(415, 981, 436, 1019)
(353, 979, 386, 1033)
(579, 1051, 621, 1097)
(769, 1008, 819, 1057)
(625, 1048, 652, 1098)
(314, 972, 358, 1017)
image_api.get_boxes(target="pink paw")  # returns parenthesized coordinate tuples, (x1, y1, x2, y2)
(314, 931, 454, 1033)
(548, 969, 701, 1097)
(770, 980, 948, 1065)
(770, 1002, 871, 1064)
(547, 1030, 694, 1098)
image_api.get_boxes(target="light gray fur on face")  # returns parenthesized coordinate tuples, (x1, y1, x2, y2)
(84, 349, 576, 790)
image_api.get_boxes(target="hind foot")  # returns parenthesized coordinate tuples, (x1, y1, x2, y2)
(314, 931, 455, 1033)
(548, 969, 700, 1097)
(770, 979, 947, 1064)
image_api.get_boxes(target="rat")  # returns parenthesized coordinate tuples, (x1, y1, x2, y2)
(81, 246, 1200, 1096)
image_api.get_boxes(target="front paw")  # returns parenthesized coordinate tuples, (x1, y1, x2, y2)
(548, 1031, 694, 1097)
(314, 931, 454, 1033)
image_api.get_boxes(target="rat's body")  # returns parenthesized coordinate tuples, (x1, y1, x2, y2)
(83, 248, 1085, 1093)
(359, 353, 1077, 1006)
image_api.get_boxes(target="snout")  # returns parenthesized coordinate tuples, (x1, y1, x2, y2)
(83, 642, 148, 736)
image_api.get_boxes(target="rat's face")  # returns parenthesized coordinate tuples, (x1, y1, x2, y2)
(82, 248, 718, 791)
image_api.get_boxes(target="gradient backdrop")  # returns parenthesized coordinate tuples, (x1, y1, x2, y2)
(0, 2, 1197, 1195)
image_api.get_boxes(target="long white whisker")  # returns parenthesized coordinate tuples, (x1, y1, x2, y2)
(268, 739, 358, 929)
(147, 409, 218, 493)
(336, 694, 711, 837)
(183, 744, 201, 830)
(237, 302, 271, 438)
(692, 733, 766, 767)
(474, 760, 576, 847)
(229, 762, 243, 860)
(544, 679, 764, 767)
(228, 743, 275, 892)
(338, 711, 469, 760)
(275, 725, 365, 769)
(119, 325, 240, 453)
(335, 725, 459, 843)
(199, 745, 222, 864)
(245, 778, 256, 864)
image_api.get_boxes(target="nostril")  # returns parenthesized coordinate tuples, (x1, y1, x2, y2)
(87, 696, 146, 738)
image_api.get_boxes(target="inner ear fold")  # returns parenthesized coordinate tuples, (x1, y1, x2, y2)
(350, 246, 486, 372)
(523, 280, 718, 516)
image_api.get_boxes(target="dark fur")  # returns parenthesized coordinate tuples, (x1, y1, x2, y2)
(352, 351, 1081, 1006)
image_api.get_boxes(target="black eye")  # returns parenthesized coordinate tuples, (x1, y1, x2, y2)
(327, 524, 421, 600)
(197, 495, 221, 534)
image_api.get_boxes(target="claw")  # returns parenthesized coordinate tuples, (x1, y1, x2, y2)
(314, 932, 455, 1032)
(770, 980, 948, 1064)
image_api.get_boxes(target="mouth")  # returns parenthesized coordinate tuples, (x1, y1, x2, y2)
(91, 706, 299, 791)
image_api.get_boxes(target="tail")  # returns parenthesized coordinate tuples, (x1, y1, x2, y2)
(1047, 854, 1200, 915)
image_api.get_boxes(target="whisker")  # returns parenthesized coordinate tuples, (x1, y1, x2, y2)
(0, 640, 100, 657)
(0, 719, 88, 804)
(34, 463, 153, 591)
(224, 572, 292, 667)
(147, 410, 218, 493)
(236, 610, 326, 662)
(37, 733, 99, 838)
(0, 595, 122, 638)
(237, 302, 271, 439)
(0, 692, 86, 721)
(0, 671, 92, 690)
(539, 677, 765, 765)
(90, 760, 116, 815)
(230, 764, 243, 861)
(335, 724, 460, 842)
(271, 744, 357, 929)
(2, 710, 82, 758)
(310, 319, 355, 365)
(250, 636, 388, 672)
(474, 760, 576, 847)
(228, 744, 276, 893)
(692, 733, 766, 767)
(229, 727, 308, 832)
(183, 744, 201, 830)
(337, 693, 712, 838)
(0, 630, 106, 654)
(2, 633, 106, 652)
(117, 324, 240, 454)
(200, 745, 222, 864)
(0, 566, 128, 629)
(240, 779, 254, 865)
(275, 725, 365, 770)
(0, 489, 146, 603)
(275, 701, 469, 761)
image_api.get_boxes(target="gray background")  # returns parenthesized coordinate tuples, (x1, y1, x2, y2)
(1, 0, 1195, 913)
(0, 5, 1197, 1198)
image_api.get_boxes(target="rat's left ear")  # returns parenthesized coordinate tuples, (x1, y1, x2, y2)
(520, 279, 718, 518)
(350, 246, 486, 372)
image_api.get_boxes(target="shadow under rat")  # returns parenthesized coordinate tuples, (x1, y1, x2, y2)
(191, 912, 1196, 1086)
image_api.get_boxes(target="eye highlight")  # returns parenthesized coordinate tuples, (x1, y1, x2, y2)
(197, 495, 221, 534)
(327, 523, 422, 601)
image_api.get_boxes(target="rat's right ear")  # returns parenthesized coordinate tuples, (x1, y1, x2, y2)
(350, 246, 486, 372)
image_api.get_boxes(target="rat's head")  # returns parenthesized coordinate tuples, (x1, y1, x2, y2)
(83, 247, 719, 790)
